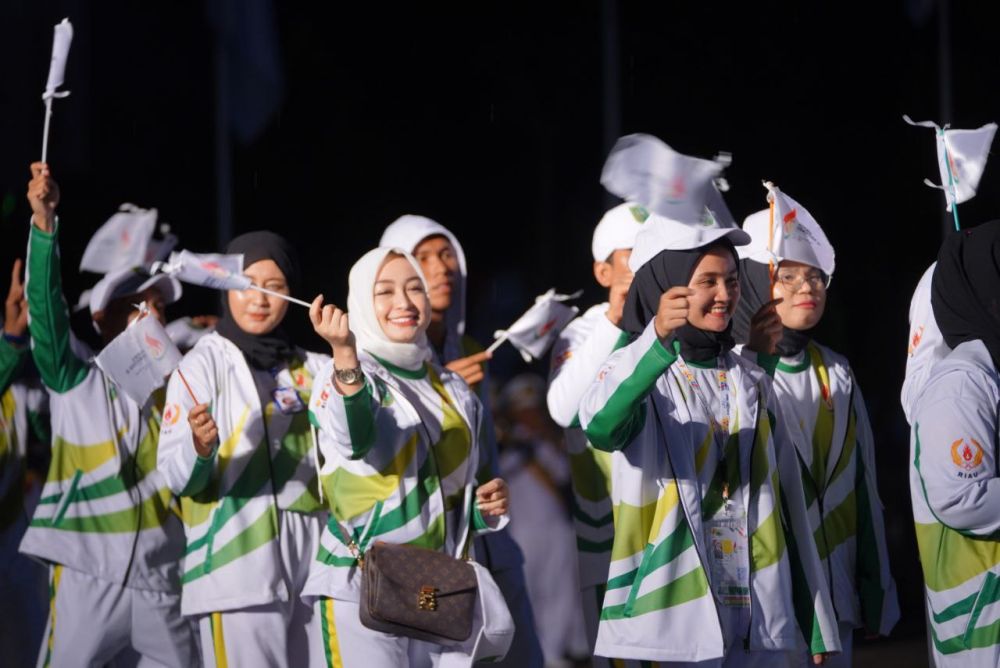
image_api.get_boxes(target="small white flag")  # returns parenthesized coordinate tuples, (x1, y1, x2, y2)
(601, 133, 728, 226)
(763, 184, 835, 276)
(904, 115, 997, 212)
(490, 289, 581, 362)
(79, 204, 158, 274)
(95, 305, 182, 406)
(155, 250, 252, 291)
(43, 19, 73, 101)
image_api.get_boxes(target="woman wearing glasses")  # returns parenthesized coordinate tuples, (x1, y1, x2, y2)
(733, 202, 899, 667)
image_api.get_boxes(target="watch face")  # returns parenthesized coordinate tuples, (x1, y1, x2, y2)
(337, 368, 362, 384)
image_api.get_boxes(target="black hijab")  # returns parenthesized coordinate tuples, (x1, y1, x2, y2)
(731, 258, 812, 357)
(932, 220, 1000, 367)
(215, 231, 299, 370)
(621, 240, 739, 362)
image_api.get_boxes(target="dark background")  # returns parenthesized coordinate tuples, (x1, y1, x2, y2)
(4, 0, 1000, 644)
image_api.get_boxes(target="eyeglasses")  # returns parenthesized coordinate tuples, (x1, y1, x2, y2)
(775, 271, 830, 293)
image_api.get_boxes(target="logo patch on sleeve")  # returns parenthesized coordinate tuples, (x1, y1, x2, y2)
(951, 437, 986, 478)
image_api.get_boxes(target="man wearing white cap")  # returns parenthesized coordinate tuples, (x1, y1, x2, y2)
(380, 215, 544, 667)
(734, 194, 899, 666)
(21, 162, 197, 667)
(545, 202, 646, 664)
(578, 211, 840, 665)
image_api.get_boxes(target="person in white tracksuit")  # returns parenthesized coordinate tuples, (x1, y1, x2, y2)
(732, 207, 899, 667)
(901, 262, 949, 425)
(22, 162, 198, 667)
(577, 213, 840, 667)
(909, 221, 1000, 667)
(381, 215, 544, 667)
(545, 202, 646, 666)
(157, 232, 329, 668)
(303, 246, 512, 667)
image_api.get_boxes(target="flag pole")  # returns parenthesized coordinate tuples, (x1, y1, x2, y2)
(40, 98, 54, 163)
(763, 181, 777, 297)
(486, 333, 510, 355)
(940, 129, 962, 231)
(251, 286, 312, 308)
(176, 369, 200, 404)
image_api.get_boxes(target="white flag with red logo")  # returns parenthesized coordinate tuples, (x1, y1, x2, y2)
(904, 115, 997, 211)
(79, 204, 158, 274)
(155, 250, 252, 291)
(601, 133, 729, 226)
(492, 289, 581, 362)
(762, 184, 835, 276)
(95, 304, 183, 406)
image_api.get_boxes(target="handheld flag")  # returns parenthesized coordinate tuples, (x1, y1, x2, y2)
(41, 18, 74, 162)
(758, 183, 835, 278)
(154, 250, 311, 307)
(904, 115, 997, 229)
(79, 204, 158, 274)
(488, 289, 581, 362)
(95, 304, 183, 406)
(601, 133, 730, 226)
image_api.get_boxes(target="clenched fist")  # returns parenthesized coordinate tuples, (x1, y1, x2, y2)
(188, 403, 219, 457)
(27, 162, 59, 233)
(654, 286, 694, 341)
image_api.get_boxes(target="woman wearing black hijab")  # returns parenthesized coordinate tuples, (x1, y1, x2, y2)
(576, 216, 838, 666)
(158, 231, 330, 667)
(909, 221, 1000, 668)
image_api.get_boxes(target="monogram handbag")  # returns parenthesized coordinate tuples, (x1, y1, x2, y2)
(341, 528, 478, 643)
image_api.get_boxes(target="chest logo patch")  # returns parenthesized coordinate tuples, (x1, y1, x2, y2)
(951, 437, 985, 477)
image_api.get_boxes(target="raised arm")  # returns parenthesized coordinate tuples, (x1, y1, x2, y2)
(24, 162, 89, 393)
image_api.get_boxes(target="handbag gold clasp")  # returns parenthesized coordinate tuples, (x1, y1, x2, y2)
(417, 586, 438, 611)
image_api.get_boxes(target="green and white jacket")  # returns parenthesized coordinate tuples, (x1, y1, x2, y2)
(157, 333, 327, 615)
(303, 353, 502, 603)
(911, 339, 1000, 666)
(578, 321, 840, 663)
(547, 303, 627, 589)
(20, 224, 185, 592)
(744, 342, 899, 636)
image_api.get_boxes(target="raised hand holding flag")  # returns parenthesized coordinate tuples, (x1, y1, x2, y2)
(41, 18, 73, 162)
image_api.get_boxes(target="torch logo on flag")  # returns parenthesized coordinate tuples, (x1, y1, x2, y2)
(144, 333, 166, 360)
(488, 289, 581, 362)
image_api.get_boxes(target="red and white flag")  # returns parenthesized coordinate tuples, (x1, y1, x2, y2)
(904, 115, 997, 212)
(490, 289, 581, 362)
(155, 250, 252, 291)
(95, 304, 182, 406)
(79, 204, 158, 274)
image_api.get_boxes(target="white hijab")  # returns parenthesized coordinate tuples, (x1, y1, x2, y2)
(347, 247, 434, 372)
(379, 215, 467, 363)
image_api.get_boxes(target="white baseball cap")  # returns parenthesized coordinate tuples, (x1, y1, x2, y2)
(89, 266, 182, 315)
(628, 211, 751, 272)
(591, 203, 649, 262)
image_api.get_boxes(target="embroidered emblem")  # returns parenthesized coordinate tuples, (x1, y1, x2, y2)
(162, 403, 181, 427)
(951, 437, 985, 478)
(908, 325, 925, 357)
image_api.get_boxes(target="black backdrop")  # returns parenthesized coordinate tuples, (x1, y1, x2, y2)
(4, 0, 1000, 641)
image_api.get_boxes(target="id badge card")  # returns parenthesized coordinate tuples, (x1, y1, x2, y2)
(272, 386, 306, 414)
(705, 503, 750, 608)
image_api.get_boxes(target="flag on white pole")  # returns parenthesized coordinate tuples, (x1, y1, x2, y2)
(601, 133, 729, 226)
(95, 304, 183, 406)
(155, 250, 252, 291)
(79, 204, 158, 274)
(754, 183, 836, 276)
(490, 289, 581, 362)
(40, 18, 73, 163)
(43, 19, 73, 101)
(903, 115, 997, 212)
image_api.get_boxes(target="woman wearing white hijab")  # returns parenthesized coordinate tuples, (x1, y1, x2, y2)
(304, 247, 512, 667)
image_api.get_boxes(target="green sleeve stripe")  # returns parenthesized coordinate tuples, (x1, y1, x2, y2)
(181, 453, 216, 497)
(585, 338, 674, 452)
(343, 382, 376, 459)
(0, 338, 28, 393)
(471, 501, 489, 532)
(26, 226, 89, 392)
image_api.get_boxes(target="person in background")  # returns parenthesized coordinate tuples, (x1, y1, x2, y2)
(546, 202, 646, 664)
